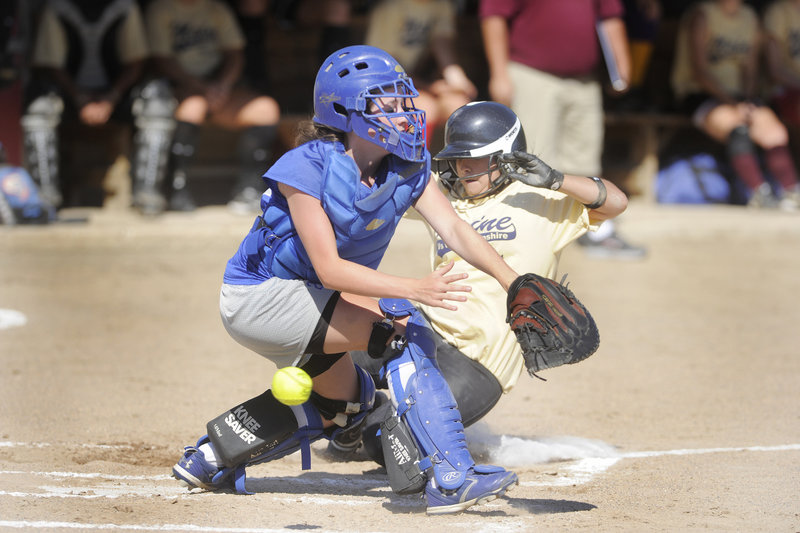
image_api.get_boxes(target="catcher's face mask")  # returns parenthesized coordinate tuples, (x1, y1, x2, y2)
(312, 45, 426, 162)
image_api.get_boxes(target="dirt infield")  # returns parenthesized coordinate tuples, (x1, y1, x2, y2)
(1, 200, 799, 532)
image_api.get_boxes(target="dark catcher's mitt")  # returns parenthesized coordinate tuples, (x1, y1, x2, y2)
(506, 273, 600, 379)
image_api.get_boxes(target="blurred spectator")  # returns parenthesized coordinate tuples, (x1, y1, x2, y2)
(615, 0, 662, 111)
(671, 0, 800, 210)
(1, 0, 44, 167)
(763, 0, 800, 127)
(22, 0, 149, 209)
(365, 0, 478, 143)
(227, 0, 272, 94)
(144, 0, 281, 214)
(272, 0, 358, 64)
(480, 0, 646, 260)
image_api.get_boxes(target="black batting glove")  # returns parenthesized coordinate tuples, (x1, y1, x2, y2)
(498, 151, 564, 190)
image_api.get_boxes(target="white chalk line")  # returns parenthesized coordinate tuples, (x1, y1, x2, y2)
(1, 442, 798, 498)
(1, 443, 797, 532)
(0, 519, 525, 533)
(0, 442, 133, 449)
(0, 522, 340, 533)
(520, 443, 800, 487)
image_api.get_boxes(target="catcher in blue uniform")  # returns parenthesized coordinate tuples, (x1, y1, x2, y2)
(171, 45, 521, 514)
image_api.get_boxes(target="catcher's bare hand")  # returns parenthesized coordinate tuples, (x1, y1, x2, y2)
(498, 151, 564, 191)
(413, 261, 471, 311)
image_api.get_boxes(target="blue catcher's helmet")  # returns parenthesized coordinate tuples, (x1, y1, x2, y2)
(313, 46, 427, 162)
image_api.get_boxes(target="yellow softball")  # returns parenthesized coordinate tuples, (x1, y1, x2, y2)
(271, 366, 313, 406)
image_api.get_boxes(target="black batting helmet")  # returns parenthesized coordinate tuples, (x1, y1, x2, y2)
(434, 101, 526, 200)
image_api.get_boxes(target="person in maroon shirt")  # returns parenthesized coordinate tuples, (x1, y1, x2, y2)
(480, 0, 645, 259)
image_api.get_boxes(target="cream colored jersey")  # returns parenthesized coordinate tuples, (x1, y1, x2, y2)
(671, 1, 759, 100)
(365, 0, 455, 74)
(145, 0, 244, 78)
(418, 179, 594, 391)
(33, 0, 149, 80)
(764, 0, 800, 80)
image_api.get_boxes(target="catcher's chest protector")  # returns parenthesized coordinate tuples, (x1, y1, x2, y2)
(256, 149, 427, 282)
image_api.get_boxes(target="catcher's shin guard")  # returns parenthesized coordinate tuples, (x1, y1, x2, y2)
(131, 80, 177, 213)
(205, 364, 375, 494)
(378, 299, 474, 493)
(21, 93, 63, 207)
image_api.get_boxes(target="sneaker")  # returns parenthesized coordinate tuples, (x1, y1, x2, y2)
(168, 187, 197, 212)
(325, 392, 389, 463)
(777, 185, 800, 212)
(327, 417, 366, 455)
(577, 232, 647, 260)
(172, 436, 231, 490)
(133, 188, 167, 216)
(38, 184, 63, 210)
(227, 186, 263, 215)
(425, 466, 518, 515)
(747, 183, 780, 209)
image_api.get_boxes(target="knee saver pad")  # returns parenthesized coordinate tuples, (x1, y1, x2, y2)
(379, 298, 474, 491)
(207, 390, 324, 494)
(206, 389, 324, 469)
(728, 125, 754, 156)
(205, 364, 375, 494)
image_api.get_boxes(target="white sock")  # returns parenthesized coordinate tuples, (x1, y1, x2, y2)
(198, 442, 219, 468)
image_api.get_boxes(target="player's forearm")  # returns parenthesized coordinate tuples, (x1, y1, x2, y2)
(314, 257, 418, 300)
(152, 56, 205, 93)
(740, 53, 760, 99)
(559, 174, 628, 220)
(43, 67, 85, 106)
(766, 41, 800, 88)
(215, 50, 244, 89)
(599, 17, 632, 90)
(109, 60, 145, 104)
(481, 16, 510, 78)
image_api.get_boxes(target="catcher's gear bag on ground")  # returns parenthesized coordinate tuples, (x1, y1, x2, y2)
(506, 273, 600, 379)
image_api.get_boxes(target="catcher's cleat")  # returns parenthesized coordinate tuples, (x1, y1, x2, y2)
(327, 415, 366, 454)
(172, 435, 233, 490)
(425, 466, 518, 515)
(326, 391, 389, 461)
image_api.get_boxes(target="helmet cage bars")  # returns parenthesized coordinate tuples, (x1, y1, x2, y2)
(437, 116, 524, 200)
(313, 46, 427, 162)
(351, 78, 426, 163)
